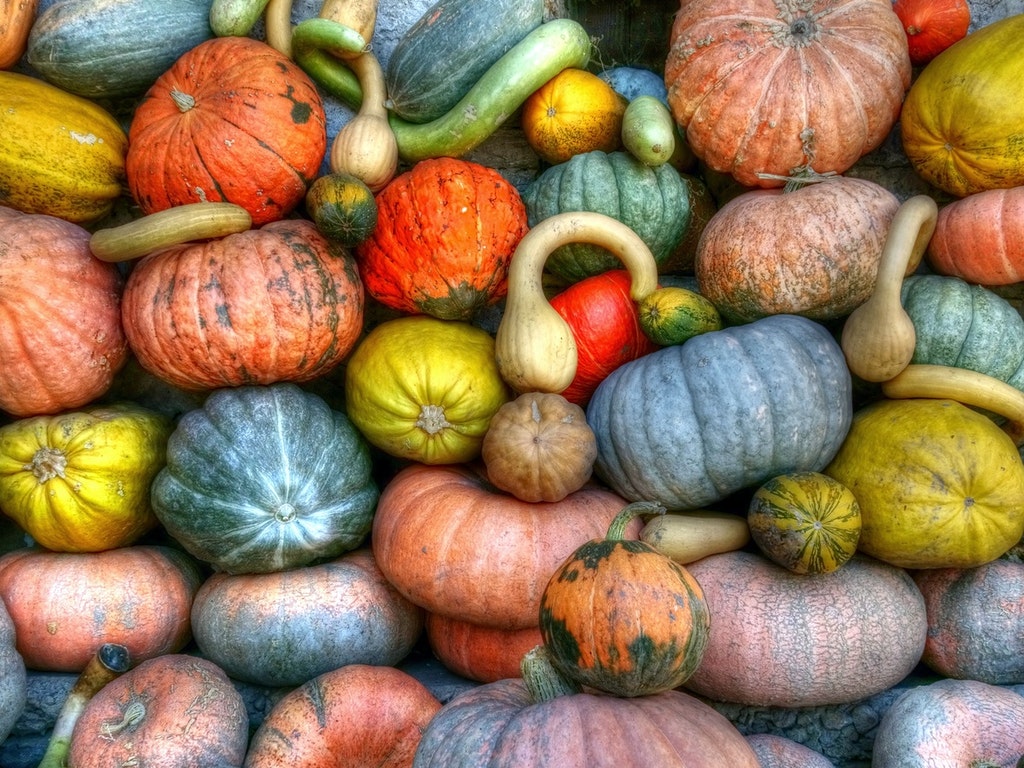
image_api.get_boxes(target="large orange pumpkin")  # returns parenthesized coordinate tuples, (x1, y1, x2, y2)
(121, 219, 364, 391)
(927, 186, 1024, 285)
(0, 206, 128, 417)
(664, 0, 911, 188)
(126, 36, 326, 225)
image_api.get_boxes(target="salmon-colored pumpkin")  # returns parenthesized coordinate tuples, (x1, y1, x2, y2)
(425, 612, 544, 684)
(126, 36, 326, 225)
(68, 654, 249, 768)
(244, 664, 442, 768)
(745, 734, 837, 768)
(0, 206, 128, 417)
(371, 462, 639, 630)
(664, 0, 911, 188)
(121, 219, 364, 391)
(0, 545, 203, 672)
(354, 157, 528, 321)
(926, 186, 1024, 285)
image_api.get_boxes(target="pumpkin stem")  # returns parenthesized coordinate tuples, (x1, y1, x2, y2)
(521, 645, 581, 702)
(27, 447, 68, 483)
(169, 88, 196, 113)
(102, 698, 147, 739)
(607, 501, 665, 540)
(756, 167, 839, 193)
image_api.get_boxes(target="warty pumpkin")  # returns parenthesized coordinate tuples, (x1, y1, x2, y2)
(121, 218, 365, 391)
(0, 206, 128, 417)
(126, 36, 327, 225)
(664, 0, 911, 188)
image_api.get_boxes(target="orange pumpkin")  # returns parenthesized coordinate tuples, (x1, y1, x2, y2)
(244, 664, 442, 768)
(892, 0, 971, 65)
(0, 545, 203, 672)
(664, 0, 911, 188)
(0, 206, 128, 417)
(67, 654, 249, 768)
(354, 157, 528, 321)
(926, 186, 1024, 285)
(121, 219, 364, 391)
(425, 612, 543, 683)
(371, 462, 639, 630)
(126, 36, 326, 225)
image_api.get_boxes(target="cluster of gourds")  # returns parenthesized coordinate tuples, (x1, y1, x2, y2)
(1, 0, 1024, 765)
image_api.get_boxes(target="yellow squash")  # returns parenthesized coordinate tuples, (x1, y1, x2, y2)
(0, 71, 127, 224)
(0, 403, 172, 552)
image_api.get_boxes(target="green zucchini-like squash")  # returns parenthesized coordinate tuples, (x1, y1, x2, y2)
(151, 383, 379, 575)
(586, 314, 852, 510)
(385, 0, 544, 124)
(26, 0, 215, 100)
(523, 150, 691, 283)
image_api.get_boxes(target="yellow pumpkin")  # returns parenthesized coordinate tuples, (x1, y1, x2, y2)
(344, 316, 511, 464)
(900, 15, 1024, 197)
(824, 398, 1024, 570)
(520, 68, 627, 165)
(0, 403, 173, 552)
(0, 71, 128, 224)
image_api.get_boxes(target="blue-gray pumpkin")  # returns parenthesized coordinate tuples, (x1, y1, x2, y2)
(586, 314, 852, 509)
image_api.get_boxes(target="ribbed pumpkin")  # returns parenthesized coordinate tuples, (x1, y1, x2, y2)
(539, 501, 711, 697)
(587, 314, 852, 510)
(121, 218, 364, 391)
(695, 176, 901, 323)
(126, 36, 327, 225)
(0, 206, 128, 417)
(664, 0, 911, 188)
(151, 383, 378, 575)
(354, 157, 528, 320)
(523, 151, 690, 282)
(927, 186, 1024, 285)
(900, 14, 1024, 197)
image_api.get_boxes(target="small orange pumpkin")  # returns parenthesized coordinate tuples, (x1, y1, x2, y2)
(927, 186, 1024, 285)
(425, 612, 543, 684)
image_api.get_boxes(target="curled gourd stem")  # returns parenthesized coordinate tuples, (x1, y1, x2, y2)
(881, 364, 1024, 447)
(263, 0, 295, 57)
(607, 501, 666, 541)
(494, 211, 660, 394)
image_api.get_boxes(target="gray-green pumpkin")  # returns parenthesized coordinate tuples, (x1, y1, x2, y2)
(523, 150, 691, 283)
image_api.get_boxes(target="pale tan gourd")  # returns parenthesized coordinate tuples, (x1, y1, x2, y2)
(89, 203, 252, 262)
(494, 211, 659, 394)
(641, 511, 751, 565)
(840, 194, 938, 382)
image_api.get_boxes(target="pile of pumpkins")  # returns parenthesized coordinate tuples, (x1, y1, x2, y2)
(1, 0, 1024, 765)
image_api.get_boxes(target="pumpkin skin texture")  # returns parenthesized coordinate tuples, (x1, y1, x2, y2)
(927, 186, 1024, 286)
(244, 664, 442, 768)
(151, 383, 378, 575)
(872, 678, 1024, 768)
(695, 177, 901, 323)
(425, 613, 544, 684)
(587, 314, 852, 510)
(683, 551, 927, 707)
(539, 502, 711, 698)
(0, 207, 128, 417)
(892, 0, 971, 65)
(0, 545, 203, 672)
(355, 157, 528, 320)
(121, 218, 365, 391)
(901, 14, 1024, 198)
(371, 463, 639, 630)
(67, 654, 249, 768)
(745, 734, 837, 768)
(664, 0, 911, 188)
(126, 36, 327, 225)
(305, 171, 379, 247)
(824, 398, 1024, 569)
(548, 269, 658, 407)
(190, 549, 423, 687)
(523, 150, 690, 283)
(0, 599, 26, 745)
(344, 316, 511, 465)
(0, 403, 171, 553)
(913, 559, 1024, 684)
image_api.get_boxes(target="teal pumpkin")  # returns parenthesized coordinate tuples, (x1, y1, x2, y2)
(523, 150, 691, 282)
(586, 314, 852, 509)
(151, 383, 378, 574)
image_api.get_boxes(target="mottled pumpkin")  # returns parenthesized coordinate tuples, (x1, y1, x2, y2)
(354, 157, 528, 320)
(121, 218, 365, 391)
(126, 36, 326, 225)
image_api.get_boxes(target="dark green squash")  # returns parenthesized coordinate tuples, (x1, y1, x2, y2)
(523, 150, 691, 283)
(151, 383, 378, 575)
(385, 0, 544, 124)
(26, 0, 215, 101)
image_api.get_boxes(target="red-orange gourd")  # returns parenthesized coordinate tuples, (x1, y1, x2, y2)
(126, 36, 326, 226)
(121, 219, 364, 391)
(893, 0, 971, 65)
(354, 157, 528, 321)
(425, 613, 543, 684)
